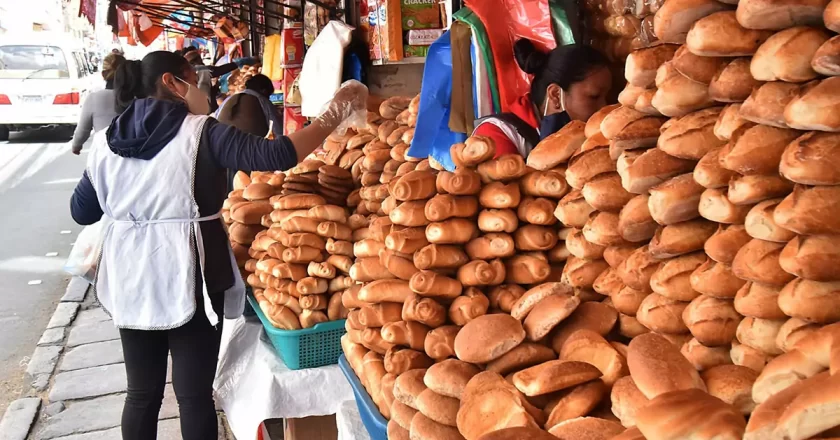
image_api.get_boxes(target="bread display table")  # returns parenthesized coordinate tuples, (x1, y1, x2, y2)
(214, 314, 355, 440)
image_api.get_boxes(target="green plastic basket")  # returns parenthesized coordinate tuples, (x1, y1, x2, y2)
(247, 294, 347, 370)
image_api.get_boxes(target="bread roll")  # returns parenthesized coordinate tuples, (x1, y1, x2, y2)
(705, 225, 752, 264)
(681, 338, 733, 371)
(779, 279, 840, 324)
(627, 333, 707, 399)
(273, 193, 327, 210)
(619, 84, 647, 109)
(600, 106, 648, 140)
(514, 198, 556, 228)
(478, 182, 521, 210)
(732, 239, 793, 286)
(423, 325, 459, 361)
(519, 170, 570, 200)
(682, 295, 742, 346)
(581, 173, 635, 213)
(620, 148, 696, 195)
(709, 58, 762, 104)
(390, 200, 430, 227)
(723, 125, 802, 176)
(715, 104, 754, 142)
(354, 238, 384, 259)
(487, 285, 525, 314)
(610, 376, 650, 428)
(426, 218, 478, 245)
(625, 44, 680, 87)
(436, 168, 482, 195)
(299, 309, 329, 328)
(650, 252, 706, 301)
(616, 194, 657, 243)
(380, 249, 420, 281)
(391, 170, 436, 202)
(357, 301, 403, 328)
(781, 132, 840, 186)
(636, 389, 746, 440)
(690, 259, 746, 299)
(649, 173, 705, 226)
(653, 0, 730, 44)
(420, 360, 480, 401)
(271, 263, 308, 281)
(385, 347, 435, 377)
(456, 260, 505, 288)
(547, 417, 625, 439)
(739, 81, 800, 128)
(560, 330, 627, 387)
(636, 293, 690, 334)
(609, 116, 668, 157)
(326, 239, 353, 257)
(424, 195, 479, 223)
(730, 340, 772, 372)
(780, 235, 840, 282)
(414, 244, 469, 271)
(612, 284, 650, 316)
(522, 293, 581, 341)
(736, 317, 784, 355)
(617, 246, 659, 291)
(775, 185, 840, 234)
(737, 0, 828, 29)
(481, 342, 554, 378)
(751, 26, 828, 83)
(409, 270, 462, 301)
(658, 107, 725, 160)
(402, 293, 446, 328)
(523, 121, 584, 171)
(744, 199, 795, 243)
(504, 254, 551, 284)
(229, 222, 265, 245)
(811, 35, 840, 76)
(694, 148, 738, 189)
(619, 313, 652, 338)
(649, 219, 717, 259)
(698, 188, 752, 224)
(652, 63, 715, 117)
(456, 375, 541, 440)
(511, 360, 603, 397)
(386, 226, 429, 254)
(394, 368, 428, 409)
(357, 279, 412, 304)
(566, 148, 616, 189)
(734, 282, 785, 320)
(451, 136, 495, 167)
(261, 303, 302, 330)
(512, 225, 558, 252)
(230, 201, 274, 225)
(671, 45, 728, 85)
(727, 174, 794, 206)
(453, 314, 525, 364)
(593, 267, 623, 297)
(687, 11, 772, 56)
(583, 211, 626, 247)
(555, 190, 596, 228)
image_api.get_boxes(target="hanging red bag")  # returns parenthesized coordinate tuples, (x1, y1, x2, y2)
(464, 0, 556, 112)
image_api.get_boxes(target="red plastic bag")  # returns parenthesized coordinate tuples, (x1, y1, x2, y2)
(465, 0, 557, 112)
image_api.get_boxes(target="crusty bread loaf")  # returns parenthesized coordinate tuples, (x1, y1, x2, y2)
(617, 245, 659, 291)
(722, 125, 802, 176)
(698, 188, 752, 224)
(559, 330, 627, 387)
(627, 333, 707, 399)
(687, 11, 773, 56)
(709, 58, 763, 104)
(778, 278, 840, 324)
(780, 235, 840, 281)
(736, 316, 785, 355)
(775, 184, 840, 234)
(658, 107, 725, 160)
(671, 45, 728, 85)
(619, 194, 658, 243)
(681, 338, 733, 371)
(737, 0, 828, 30)
(694, 148, 739, 189)
(649, 219, 717, 259)
(582, 173, 636, 213)
(583, 211, 626, 247)
(485, 342, 556, 377)
(657, 62, 715, 112)
(704, 224, 752, 264)
(609, 116, 668, 157)
(727, 174, 794, 206)
(566, 228, 606, 260)
(732, 238, 795, 286)
(523, 293, 581, 341)
(586, 104, 621, 138)
(690, 259, 747, 299)
(619, 148, 696, 195)
(562, 256, 611, 290)
(601, 106, 649, 140)
(650, 252, 706, 301)
(636, 389, 746, 440)
(512, 360, 603, 396)
(739, 81, 800, 128)
(715, 104, 754, 142)
(457, 373, 540, 440)
(611, 284, 650, 316)
(566, 148, 616, 190)
(625, 44, 680, 87)
(682, 295, 742, 346)
(745, 199, 796, 242)
(811, 35, 840, 76)
(648, 173, 705, 225)
(636, 293, 691, 334)
(780, 131, 840, 185)
(544, 381, 607, 429)
(611, 376, 650, 428)
(547, 417, 625, 440)
(751, 26, 828, 82)
(555, 190, 596, 228)
(653, 0, 730, 43)
(527, 121, 586, 171)
(734, 282, 785, 320)
(453, 314, 525, 364)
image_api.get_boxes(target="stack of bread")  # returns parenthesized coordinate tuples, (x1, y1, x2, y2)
(583, 0, 664, 62)
(224, 172, 283, 282)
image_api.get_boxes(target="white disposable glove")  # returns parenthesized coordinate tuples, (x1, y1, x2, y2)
(316, 80, 369, 133)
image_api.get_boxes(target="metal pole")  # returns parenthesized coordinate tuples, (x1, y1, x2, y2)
(249, 0, 260, 55)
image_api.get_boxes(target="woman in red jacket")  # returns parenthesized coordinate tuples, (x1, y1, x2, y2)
(474, 39, 612, 157)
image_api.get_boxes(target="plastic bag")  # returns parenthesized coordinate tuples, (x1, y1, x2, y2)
(64, 217, 112, 284)
(317, 80, 370, 136)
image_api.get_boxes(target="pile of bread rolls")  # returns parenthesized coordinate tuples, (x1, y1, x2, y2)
(224, 171, 284, 277)
(583, 0, 664, 62)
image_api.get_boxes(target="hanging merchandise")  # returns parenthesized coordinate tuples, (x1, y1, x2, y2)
(300, 20, 354, 117)
(453, 7, 500, 115)
(304, 0, 337, 47)
(448, 21, 475, 134)
(464, 0, 558, 112)
(262, 34, 284, 82)
(407, 31, 467, 171)
(471, 33, 494, 119)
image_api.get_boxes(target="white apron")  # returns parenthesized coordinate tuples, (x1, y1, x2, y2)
(86, 114, 245, 330)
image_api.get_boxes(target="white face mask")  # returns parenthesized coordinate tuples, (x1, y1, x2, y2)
(176, 77, 210, 115)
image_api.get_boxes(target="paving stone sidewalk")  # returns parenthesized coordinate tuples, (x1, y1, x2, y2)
(0, 277, 233, 440)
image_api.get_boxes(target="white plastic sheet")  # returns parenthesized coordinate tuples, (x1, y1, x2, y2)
(214, 315, 355, 440)
(336, 399, 372, 440)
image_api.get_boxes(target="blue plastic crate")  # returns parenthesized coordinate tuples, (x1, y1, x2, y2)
(338, 354, 387, 440)
(247, 294, 346, 370)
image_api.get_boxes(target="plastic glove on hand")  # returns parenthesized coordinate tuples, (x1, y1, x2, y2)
(316, 80, 369, 130)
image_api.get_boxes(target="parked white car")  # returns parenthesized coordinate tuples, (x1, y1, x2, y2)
(0, 34, 97, 140)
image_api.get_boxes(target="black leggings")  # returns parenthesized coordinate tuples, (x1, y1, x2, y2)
(119, 293, 224, 440)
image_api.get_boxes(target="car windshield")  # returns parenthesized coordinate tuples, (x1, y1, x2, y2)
(0, 45, 70, 79)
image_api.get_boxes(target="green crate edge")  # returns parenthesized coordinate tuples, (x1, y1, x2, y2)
(246, 293, 347, 369)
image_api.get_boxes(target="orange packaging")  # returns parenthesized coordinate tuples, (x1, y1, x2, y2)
(284, 107, 307, 135)
(380, 0, 404, 60)
(280, 24, 305, 66)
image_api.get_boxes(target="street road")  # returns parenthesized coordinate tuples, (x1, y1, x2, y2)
(0, 127, 86, 415)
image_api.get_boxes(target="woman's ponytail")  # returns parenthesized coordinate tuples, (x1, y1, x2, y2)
(114, 59, 144, 113)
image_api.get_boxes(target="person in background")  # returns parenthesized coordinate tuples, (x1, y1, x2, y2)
(473, 39, 612, 158)
(216, 74, 281, 190)
(182, 47, 258, 113)
(69, 51, 367, 440)
(70, 53, 127, 155)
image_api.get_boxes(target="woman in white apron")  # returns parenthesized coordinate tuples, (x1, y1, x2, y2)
(69, 51, 367, 440)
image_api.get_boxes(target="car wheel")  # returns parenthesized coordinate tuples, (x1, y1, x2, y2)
(0, 125, 9, 142)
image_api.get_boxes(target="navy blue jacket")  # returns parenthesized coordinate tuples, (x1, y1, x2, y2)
(71, 98, 298, 294)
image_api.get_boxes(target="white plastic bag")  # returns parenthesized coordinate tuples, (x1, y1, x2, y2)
(64, 217, 112, 284)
